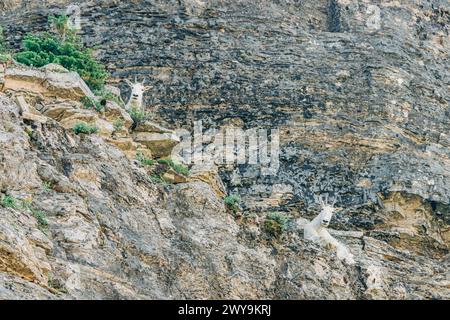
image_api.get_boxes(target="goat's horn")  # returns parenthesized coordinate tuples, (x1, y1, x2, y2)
(331, 197, 337, 206)
(318, 194, 325, 206)
(314, 194, 320, 205)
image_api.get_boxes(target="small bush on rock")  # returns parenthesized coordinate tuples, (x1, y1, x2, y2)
(157, 159, 189, 176)
(148, 173, 168, 185)
(263, 212, 290, 238)
(224, 195, 241, 213)
(137, 152, 155, 166)
(30, 208, 49, 229)
(128, 107, 152, 127)
(0, 26, 11, 63)
(0, 26, 6, 52)
(1, 195, 49, 232)
(138, 155, 189, 185)
(0, 53, 10, 63)
(1, 195, 18, 209)
(42, 181, 53, 192)
(14, 15, 108, 91)
(94, 88, 124, 107)
(80, 96, 104, 112)
(137, 154, 189, 176)
(73, 122, 99, 135)
(21, 199, 49, 231)
(113, 119, 125, 132)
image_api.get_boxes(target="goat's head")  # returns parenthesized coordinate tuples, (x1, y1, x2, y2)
(124, 77, 152, 102)
(315, 194, 339, 227)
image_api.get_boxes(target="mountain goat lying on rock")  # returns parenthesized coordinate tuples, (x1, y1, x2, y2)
(304, 194, 355, 264)
(124, 77, 152, 111)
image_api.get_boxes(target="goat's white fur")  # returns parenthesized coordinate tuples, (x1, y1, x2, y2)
(304, 194, 355, 264)
(124, 76, 152, 111)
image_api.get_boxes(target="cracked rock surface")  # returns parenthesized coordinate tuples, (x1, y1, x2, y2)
(0, 0, 449, 299)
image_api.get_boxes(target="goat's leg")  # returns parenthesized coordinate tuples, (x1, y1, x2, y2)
(320, 230, 355, 264)
(336, 243, 355, 264)
(319, 229, 340, 248)
(304, 225, 321, 242)
(323, 232, 356, 265)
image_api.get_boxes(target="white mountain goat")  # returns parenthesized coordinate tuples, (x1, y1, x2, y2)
(124, 77, 152, 111)
(304, 194, 355, 264)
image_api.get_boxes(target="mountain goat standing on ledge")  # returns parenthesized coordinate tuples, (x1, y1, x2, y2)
(304, 194, 355, 264)
(124, 77, 152, 111)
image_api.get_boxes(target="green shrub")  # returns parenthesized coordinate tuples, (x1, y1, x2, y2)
(13, 15, 108, 91)
(73, 122, 99, 135)
(137, 154, 189, 176)
(148, 174, 168, 185)
(0, 195, 49, 232)
(113, 119, 125, 132)
(224, 195, 241, 212)
(138, 155, 189, 184)
(224, 195, 240, 206)
(25, 127, 34, 139)
(0, 26, 5, 51)
(94, 88, 124, 107)
(1, 195, 18, 209)
(0, 26, 11, 63)
(21, 200, 49, 231)
(0, 53, 10, 63)
(80, 96, 104, 112)
(42, 181, 53, 192)
(157, 159, 189, 176)
(137, 152, 155, 166)
(30, 208, 49, 229)
(128, 107, 152, 127)
(264, 212, 290, 238)
(48, 14, 73, 42)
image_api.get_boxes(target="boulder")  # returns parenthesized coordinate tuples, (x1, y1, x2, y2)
(132, 132, 180, 158)
(106, 137, 138, 153)
(41, 101, 114, 137)
(187, 164, 226, 198)
(43, 105, 98, 129)
(103, 101, 133, 132)
(103, 84, 122, 100)
(134, 120, 174, 134)
(3, 63, 95, 100)
(95, 119, 114, 137)
(162, 168, 188, 184)
(42, 63, 69, 73)
(15, 95, 47, 124)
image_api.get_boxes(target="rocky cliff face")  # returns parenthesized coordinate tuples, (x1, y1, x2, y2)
(0, 0, 449, 299)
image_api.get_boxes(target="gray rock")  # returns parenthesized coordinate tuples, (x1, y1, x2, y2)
(0, 0, 448, 300)
(3, 63, 95, 100)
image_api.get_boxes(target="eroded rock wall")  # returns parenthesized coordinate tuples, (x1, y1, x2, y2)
(0, 0, 449, 299)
